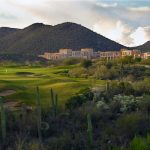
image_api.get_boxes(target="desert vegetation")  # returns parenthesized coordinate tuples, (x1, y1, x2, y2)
(0, 57, 150, 150)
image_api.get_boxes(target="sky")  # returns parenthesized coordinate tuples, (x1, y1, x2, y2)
(0, 0, 150, 47)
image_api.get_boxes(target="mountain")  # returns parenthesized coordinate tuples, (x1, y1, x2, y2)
(133, 41, 150, 52)
(0, 22, 128, 61)
(0, 27, 19, 38)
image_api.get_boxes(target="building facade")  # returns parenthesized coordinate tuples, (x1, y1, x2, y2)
(39, 48, 94, 60)
(120, 49, 141, 58)
(142, 52, 150, 59)
(81, 48, 94, 59)
(100, 51, 120, 60)
(39, 48, 149, 60)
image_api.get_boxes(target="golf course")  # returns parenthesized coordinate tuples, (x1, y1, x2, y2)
(0, 65, 104, 110)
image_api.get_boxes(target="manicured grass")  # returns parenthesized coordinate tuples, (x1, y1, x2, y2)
(0, 65, 105, 108)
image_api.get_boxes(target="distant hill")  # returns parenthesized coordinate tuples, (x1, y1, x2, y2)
(0, 22, 125, 58)
(133, 41, 150, 52)
(0, 27, 19, 38)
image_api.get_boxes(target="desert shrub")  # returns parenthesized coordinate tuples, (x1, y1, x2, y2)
(116, 112, 150, 141)
(81, 59, 92, 69)
(78, 88, 94, 101)
(133, 78, 150, 95)
(65, 88, 93, 111)
(107, 67, 120, 79)
(138, 95, 150, 114)
(94, 65, 108, 79)
(125, 74, 135, 82)
(110, 81, 134, 95)
(123, 65, 150, 80)
(128, 134, 150, 150)
(63, 58, 81, 65)
(68, 67, 87, 78)
(65, 94, 87, 110)
(106, 61, 113, 69)
(112, 95, 142, 113)
(129, 136, 146, 150)
(94, 65, 119, 80)
(140, 59, 150, 65)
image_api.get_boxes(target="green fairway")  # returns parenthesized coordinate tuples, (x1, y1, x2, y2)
(0, 65, 105, 109)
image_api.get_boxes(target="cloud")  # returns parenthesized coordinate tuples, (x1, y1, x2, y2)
(93, 19, 134, 46)
(128, 6, 150, 12)
(93, 19, 150, 46)
(96, 2, 118, 8)
(130, 26, 150, 46)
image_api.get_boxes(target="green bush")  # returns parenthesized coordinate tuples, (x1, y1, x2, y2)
(128, 134, 150, 150)
(68, 67, 87, 78)
(65, 94, 87, 110)
(63, 58, 81, 65)
(81, 59, 92, 69)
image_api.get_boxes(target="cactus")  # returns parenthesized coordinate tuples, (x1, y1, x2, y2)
(120, 62, 124, 81)
(21, 103, 27, 126)
(50, 88, 54, 107)
(106, 81, 109, 92)
(87, 113, 93, 150)
(50, 88, 58, 117)
(106, 81, 110, 100)
(36, 86, 42, 143)
(0, 96, 6, 143)
(54, 94, 58, 117)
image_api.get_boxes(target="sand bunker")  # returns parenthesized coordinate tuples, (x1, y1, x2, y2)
(0, 90, 16, 97)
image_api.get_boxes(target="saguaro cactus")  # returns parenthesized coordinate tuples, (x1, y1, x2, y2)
(0, 96, 6, 143)
(50, 88, 54, 107)
(36, 87, 42, 143)
(50, 88, 58, 117)
(106, 81, 109, 91)
(87, 113, 93, 150)
(106, 81, 111, 101)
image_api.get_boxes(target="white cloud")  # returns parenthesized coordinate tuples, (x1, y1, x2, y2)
(93, 20, 133, 46)
(128, 6, 150, 12)
(130, 26, 150, 46)
(93, 19, 150, 47)
(96, 2, 118, 8)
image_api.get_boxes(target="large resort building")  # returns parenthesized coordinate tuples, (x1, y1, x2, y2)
(39, 48, 97, 60)
(39, 48, 150, 60)
(100, 51, 120, 60)
(120, 49, 141, 58)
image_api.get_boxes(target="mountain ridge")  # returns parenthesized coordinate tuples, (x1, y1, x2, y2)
(0, 22, 149, 61)
(132, 41, 150, 52)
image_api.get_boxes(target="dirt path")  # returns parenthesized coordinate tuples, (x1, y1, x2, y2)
(4, 101, 21, 111)
(0, 90, 20, 111)
(0, 90, 16, 96)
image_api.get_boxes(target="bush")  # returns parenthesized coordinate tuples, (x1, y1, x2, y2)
(128, 134, 150, 150)
(113, 95, 141, 113)
(94, 65, 108, 79)
(65, 95, 87, 110)
(81, 59, 92, 69)
(68, 67, 87, 78)
(110, 81, 134, 95)
(140, 59, 150, 65)
(116, 112, 150, 140)
(134, 78, 150, 95)
(63, 58, 81, 65)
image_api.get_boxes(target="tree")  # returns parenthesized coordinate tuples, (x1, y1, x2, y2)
(81, 60, 92, 69)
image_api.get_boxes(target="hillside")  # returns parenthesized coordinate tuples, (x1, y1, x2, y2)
(0, 22, 125, 57)
(134, 41, 150, 52)
(0, 27, 19, 38)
